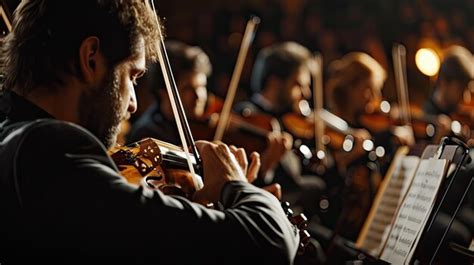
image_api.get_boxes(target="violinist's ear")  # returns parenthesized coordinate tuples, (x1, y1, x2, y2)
(78, 36, 105, 84)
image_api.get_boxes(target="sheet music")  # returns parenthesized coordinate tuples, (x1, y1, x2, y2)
(380, 158, 447, 264)
(357, 154, 420, 256)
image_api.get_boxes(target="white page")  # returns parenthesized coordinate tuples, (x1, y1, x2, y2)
(358, 155, 420, 256)
(380, 158, 447, 264)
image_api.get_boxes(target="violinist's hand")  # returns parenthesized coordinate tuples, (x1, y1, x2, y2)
(229, 146, 282, 200)
(392, 125, 415, 146)
(260, 131, 293, 176)
(353, 128, 371, 141)
(193, 141, 247, 204)
(229, 146, 260, 183)
(352, 128, 371, 156)
(334, 128, 371, 171)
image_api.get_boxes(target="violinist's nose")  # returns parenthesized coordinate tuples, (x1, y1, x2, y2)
(128, 87, 138, 114)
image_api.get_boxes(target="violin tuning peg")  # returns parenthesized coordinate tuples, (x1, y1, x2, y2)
(285, 207, 294, 217)
(298, 243, 306, 255)
(300, 230, 311, 245)
(291, 213, 308, 229)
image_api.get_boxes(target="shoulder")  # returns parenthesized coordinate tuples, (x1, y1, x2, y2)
(9, 119, 114, 170)
(18, 119, 106, 153)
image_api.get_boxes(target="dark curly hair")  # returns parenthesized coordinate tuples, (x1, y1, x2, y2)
(1, 0, 160, 94)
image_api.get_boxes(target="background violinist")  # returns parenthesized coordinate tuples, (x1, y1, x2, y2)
(422, 45, 474, 144)
(235, 41, 326, 215)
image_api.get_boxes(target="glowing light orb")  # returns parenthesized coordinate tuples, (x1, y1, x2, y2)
(415, 48, 440, 77)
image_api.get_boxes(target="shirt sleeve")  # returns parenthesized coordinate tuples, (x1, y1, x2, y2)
(14, 120, 299, 264)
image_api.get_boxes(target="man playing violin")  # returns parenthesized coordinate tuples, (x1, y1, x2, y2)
(235, 42, 326, 214)
(0, 1, 299, 264)
(324, 52, 406, 239)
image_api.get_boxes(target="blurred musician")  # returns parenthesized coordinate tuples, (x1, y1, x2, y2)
(423, 45, 474, 143)
(424, 45, 473, 117)
(128, 40, 211, 144)
(326, 52, 413, 170)
(235, 41, 326, 211)
(324, 52, 395, 239)
(326, 53, 385, 128)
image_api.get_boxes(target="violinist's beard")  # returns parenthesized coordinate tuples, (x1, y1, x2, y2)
(78, 69, 123, 149)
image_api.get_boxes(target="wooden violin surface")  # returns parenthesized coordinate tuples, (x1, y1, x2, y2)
(109, 138, 201, 198)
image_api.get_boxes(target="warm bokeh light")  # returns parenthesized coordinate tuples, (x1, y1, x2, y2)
(415, 48, 440, 77)
(380, 100, 391, 113)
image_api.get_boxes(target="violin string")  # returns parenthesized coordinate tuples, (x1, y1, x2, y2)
(149, 0, 202, 190)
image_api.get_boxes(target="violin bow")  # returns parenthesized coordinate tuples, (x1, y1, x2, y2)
(0, 3, 12, 34)
(148, 0, 202, 190)
(311, 52, 327, 162)
(392, 44, 413, 128)
(213, 16, 260, 142)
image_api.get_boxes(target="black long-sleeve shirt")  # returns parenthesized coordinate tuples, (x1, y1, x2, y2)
(0, 91, 299, 264)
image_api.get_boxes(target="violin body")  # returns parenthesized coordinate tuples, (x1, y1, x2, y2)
(191, 94, 280, 154)
(109, 138, 201, 198)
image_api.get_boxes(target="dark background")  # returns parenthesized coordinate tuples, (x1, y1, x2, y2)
(2, 0, 474, 108)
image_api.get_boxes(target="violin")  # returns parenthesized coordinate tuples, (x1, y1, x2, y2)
(191, 94, 280, 154)
(282, 109, 384, 161)
(358, 100, 437, 141)
(190, 16, 288, 158)
(109, 138, 201, 198)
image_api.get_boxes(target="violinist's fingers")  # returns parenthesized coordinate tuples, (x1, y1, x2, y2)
(281, 131, 293, 151)
(392, 125, 415, 146)
(194, 140, 248, 203)
(262, 183, 282, 200)
(229, 145, 248, 175)
(266, 132, 275, 144)
(247, 152, 261, 183)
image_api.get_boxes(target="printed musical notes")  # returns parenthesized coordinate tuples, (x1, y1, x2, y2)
(381, 158, 447, 264)
(356, 147, 420, 256)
